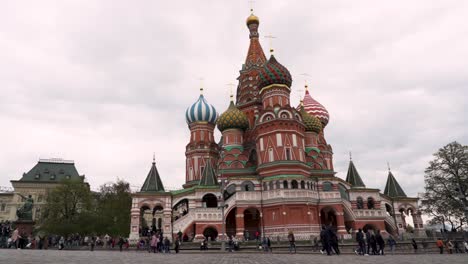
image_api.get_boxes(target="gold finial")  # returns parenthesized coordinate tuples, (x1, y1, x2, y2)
(249, 0, 256, 13)
(198, 77, 204, 95)
(349, 151, 352, 161)
(300, 73, 311, 91)
(300, 99, 304, 106)
(226, 83, 235, 101)
(264, 35, 276, 54)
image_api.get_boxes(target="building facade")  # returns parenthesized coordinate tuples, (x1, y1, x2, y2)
(0, 159, 86, 222)
(129, 12, 423, 241)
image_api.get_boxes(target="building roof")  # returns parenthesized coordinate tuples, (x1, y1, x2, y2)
(185, 89, 218, 125)
(384, 171, 407, 198)
(140, 160, 165, 192)
(345, 160, 366, 188)
(300, 86, 330, 127)
(199, 159, 218, 186)
(17, 158, 84, 183)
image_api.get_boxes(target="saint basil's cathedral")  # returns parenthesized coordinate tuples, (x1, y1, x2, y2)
(129, 11, 423, 241)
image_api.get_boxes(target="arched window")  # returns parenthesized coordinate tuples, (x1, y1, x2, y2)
(367, 197, 375, 209)
(300, 181, 305, 189)
(283, 180, 289, 189)
(356, 197, 364, 209)
(202, 193, 218, 208)
(268, 148, 274, 162)
(322, 182, 333, 192)
(269, 182, 274, 190)
(291, 180, 298, 189)
(275, 181, 280, 189)
(263, 182, 267, 191)
(224, 184, 236, 200)
(306, 182, 310, 189)
(339, 184, 349, 200)
(241, 181, 255, 191)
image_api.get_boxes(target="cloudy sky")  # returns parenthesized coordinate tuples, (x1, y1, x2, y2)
(1, 0, 467, 195)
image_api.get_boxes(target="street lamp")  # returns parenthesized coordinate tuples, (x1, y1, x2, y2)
(218, 176, 227, 251)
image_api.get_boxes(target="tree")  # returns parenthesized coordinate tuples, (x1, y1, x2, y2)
(93, 180, 132, 236)
(40, 179, 93, 236)
(421, 141, 468, 230)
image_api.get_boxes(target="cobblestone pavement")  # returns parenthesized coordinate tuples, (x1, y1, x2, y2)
(0, 249, 467, 264)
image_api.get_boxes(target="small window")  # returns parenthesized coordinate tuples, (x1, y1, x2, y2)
(367, 197, 375, 209)
(269, 148, 274, 162)
(301, 181, 305, 189)
(285, 148, 291, 160)
(291, 180, 298, 189)
(275, 181, 280, 189)
(269, 182, 273, 190)
(241, 181, 255, 191)
(357, 197, 364, 209)
(283, 180, 289, 189)
(35, 174, 40, 180)
(1, 203, 6, 211)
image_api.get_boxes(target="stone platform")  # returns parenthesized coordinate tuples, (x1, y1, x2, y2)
(1, 249, 467, 264)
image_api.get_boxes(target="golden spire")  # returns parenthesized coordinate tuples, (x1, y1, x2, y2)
(198, 77, 204, 95)
(264, 34, 276, 54)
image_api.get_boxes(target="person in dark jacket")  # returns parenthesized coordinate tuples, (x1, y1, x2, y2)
(411, 238, 418, 253)
(365, 229, 372, 255)
(320, 225, 331, 255)
(370, 232, 377, 255)
(174, 237, 180, 253)
(287, 231, 296, 253)
(355, 229, 365, 255)
(375, 230, 385, 255)
(328, 226, 340, 255)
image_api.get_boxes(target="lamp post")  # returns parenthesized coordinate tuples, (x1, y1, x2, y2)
(218, 176, 227, 251)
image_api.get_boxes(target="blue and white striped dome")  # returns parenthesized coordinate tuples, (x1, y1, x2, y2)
(185, 94, 218, 125)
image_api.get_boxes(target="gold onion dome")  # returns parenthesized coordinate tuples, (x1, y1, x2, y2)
(299, 103, 322, 133)
(217, 99, 249, 132)
(246, 10, 259, 25)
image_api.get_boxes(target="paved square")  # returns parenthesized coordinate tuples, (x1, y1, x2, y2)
(0, 250, 467, 264)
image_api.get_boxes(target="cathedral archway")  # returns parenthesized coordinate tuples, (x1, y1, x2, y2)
(203, 226, 218, 241)
(202, 193, 218, 208)
(244, 207, 261, 239)
(225, 207, 237, 237)
(320, 207, 337, 230)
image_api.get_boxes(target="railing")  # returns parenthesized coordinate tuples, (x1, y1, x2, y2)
(354, 209, 386, 218)
(263, 189, 319, 200)
(173, 207, 223, 233)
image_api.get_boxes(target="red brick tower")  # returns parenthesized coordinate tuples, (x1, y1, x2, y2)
(184, 88, 219, 187)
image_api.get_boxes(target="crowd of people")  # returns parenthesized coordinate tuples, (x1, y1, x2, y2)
(137, 230, 180, 254)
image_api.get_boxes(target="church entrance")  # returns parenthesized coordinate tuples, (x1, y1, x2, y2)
(203, 226, 218, 241)
(320, 207, 337, 231)
(225, 207, 237, 238)
(243, 207, 260, 240)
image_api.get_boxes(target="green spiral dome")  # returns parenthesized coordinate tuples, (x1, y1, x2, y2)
(300, 105, 322, 133)
(217, 101, 250, 132)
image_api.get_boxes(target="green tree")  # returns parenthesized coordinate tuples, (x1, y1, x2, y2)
(40, 179, 93, 236)
(93, 180, 132, 236)
(421, 141, 468, 230)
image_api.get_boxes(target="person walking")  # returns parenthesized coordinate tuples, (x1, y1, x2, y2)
(287, 231, 296, 254)
(436, 238, 444, 254)
(328, 226, 340, 255)
(411, 238, 418, 253)
(10, 228, 20, 249)
(355, 229, 365, 255)
(369, 232, 378, 255)
(118, 237, 124, 252)
(90, 236, 95, 251)
(261, 236, 269, 252)
(375, 230, 385, 255)
(463, 240, 468, 253)
(164, 237, 170, 253)
(365, 229, 372, 255)
(387, 235, 396, 255)
(174, 237, 180, 254)
(447, 239, 454, 254)
(320, 225, 331, 255)
(150, 233, 157, 253)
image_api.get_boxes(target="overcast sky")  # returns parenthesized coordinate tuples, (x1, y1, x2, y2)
(0, 0, 467, 195)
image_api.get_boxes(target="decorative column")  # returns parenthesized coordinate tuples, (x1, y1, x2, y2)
(236, 208, 245, 239)
(129, 199, 141, 241)
(336, 211, 347, 236)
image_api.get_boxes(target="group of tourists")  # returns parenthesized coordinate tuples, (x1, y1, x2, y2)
(436, 238, 468, 254)
(137, 231, 180, 254)
(355, 228, 388, 255)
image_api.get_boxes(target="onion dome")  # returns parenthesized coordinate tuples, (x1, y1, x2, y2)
(185, 88, 218, 125)
(258, 55, 292, 89)
(299, 102, 322, 133)
(302, 85, 330, 127)
(246, 10, 259, 26)
(217, 96, 249, 132)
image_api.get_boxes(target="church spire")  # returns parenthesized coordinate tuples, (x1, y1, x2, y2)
(199, 158, 218, 186)
(384, 168, 407, 198)
(345, 158, 366, 188)
(140, 157, 165, 192)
